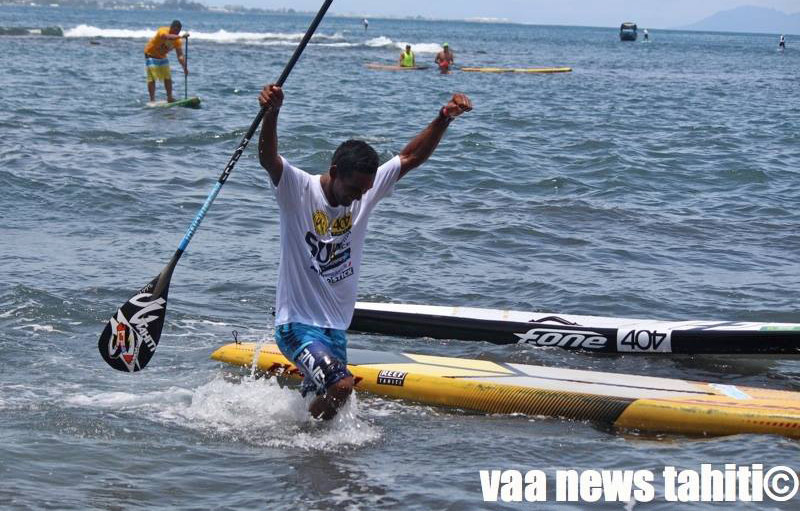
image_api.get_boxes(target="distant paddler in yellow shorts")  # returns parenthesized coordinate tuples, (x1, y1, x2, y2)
(399, 44, 415, 67)
(144, 20, 189, 103)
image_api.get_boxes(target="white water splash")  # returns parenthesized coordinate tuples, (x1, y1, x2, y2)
(12, 323, 61, 333)
(65, 376, 381, 450)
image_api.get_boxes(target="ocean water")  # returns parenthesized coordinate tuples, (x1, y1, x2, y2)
(1, 5, 800, 510)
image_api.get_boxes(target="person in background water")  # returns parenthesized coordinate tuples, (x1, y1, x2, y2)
(363, 18, 368, 31)
(643, 28, 649, 42)
(399, 44, 415, 67)
(435, 42, 454, 74)
(144, 20, 188, 103)
(779, 35, 785, 50)
(256, 84, 472, 420)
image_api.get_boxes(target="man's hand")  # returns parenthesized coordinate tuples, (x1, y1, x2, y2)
(182, 32, 190, 38)
(259, 84, 284, 111)
(442, 93, 472, 118)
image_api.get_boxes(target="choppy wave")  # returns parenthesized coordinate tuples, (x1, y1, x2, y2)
(63, 24, 345, 43)
(366, 36, 443, 53)
(59, 25, 443, 51)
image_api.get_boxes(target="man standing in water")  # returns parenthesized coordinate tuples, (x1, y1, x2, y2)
(144, 20, 188, 103)
(257, 84, 472, 420)
(779, 35, 786, 51)
(435, 43, 455, 73)
(399, 44, 416, 67)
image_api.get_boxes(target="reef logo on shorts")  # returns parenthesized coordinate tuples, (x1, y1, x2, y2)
(377, 370, 407, 386)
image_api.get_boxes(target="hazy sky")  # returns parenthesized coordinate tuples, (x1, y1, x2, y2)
(208, 1, 799, 29)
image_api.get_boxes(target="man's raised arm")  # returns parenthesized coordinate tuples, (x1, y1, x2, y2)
(398, 93, 472, 179)
(258, 84, 284, 186)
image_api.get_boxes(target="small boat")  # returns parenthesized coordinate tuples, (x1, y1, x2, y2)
(349, 302, 800, 355)
(619, 22, 638, 41)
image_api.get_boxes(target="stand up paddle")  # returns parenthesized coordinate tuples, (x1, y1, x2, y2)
(184, 33, 189, 101)
(173, 33, 201, 108)
(99, 0, 334, 372)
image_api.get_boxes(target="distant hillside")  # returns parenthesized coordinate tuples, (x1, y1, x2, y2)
(682, 6, 800, 35)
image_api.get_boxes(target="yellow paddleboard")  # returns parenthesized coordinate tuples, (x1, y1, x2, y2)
(211, 342, 800, 438)
(460, 67, 572, 74)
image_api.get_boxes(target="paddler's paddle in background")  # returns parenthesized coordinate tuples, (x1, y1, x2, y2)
(98, 0, 334, 372)
(183, 33, 189, 101)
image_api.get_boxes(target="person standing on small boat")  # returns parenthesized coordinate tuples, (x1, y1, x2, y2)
(256, 84, 472, 420)
(779, 35, 786, 50)
(399, 44, 416, 67)
(144, 20, 188, 103)
(643, 28, 649, 42)
(363, 18, 368, 31)
(435, 43, 454, 73)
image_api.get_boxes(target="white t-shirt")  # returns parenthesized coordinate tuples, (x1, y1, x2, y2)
(272, 155, 403, 330)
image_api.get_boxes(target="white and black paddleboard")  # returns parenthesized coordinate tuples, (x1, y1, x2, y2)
(350, 302, 800, 355)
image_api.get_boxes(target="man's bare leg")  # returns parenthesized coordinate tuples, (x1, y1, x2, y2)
(147, 81, 156, 102)
(165, 78, 175, 102)
(309, 376, 354, 420)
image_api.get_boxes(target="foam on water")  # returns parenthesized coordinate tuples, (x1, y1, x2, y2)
(63, 24, 152, 39)
(63, 24, 345, 44)
(12, 323, 61, 333)
(365, 36, 394, 48)
(61, 25, 436, 53)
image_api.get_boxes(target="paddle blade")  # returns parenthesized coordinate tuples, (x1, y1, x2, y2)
(98, 274, 171, 372)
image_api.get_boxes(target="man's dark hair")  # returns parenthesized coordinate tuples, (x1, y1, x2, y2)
(332, 140, 379, 177)
(170, 20, 182, 31)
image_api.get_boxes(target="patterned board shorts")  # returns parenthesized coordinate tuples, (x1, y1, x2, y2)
(274, 323, 352, 397)
(145, 56, 171, 82)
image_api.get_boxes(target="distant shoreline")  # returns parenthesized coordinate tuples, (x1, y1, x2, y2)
(1, 2, 797, 36)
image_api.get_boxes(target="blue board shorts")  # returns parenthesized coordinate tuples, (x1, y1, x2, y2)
(274, 323, 352, 397)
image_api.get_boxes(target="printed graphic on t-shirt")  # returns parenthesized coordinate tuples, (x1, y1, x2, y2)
(306, 210, 355, 284)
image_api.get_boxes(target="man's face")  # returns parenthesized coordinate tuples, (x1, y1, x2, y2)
(332, 168, 375, 207)
(170, 25, 181, 35)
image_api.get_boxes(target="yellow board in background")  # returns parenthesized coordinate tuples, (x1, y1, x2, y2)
(460, 67, 573, 73)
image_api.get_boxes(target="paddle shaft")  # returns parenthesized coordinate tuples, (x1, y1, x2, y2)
(184, 34, 188, 100)
(173, 0, 332, 263)
(99, 0, 335, 372)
